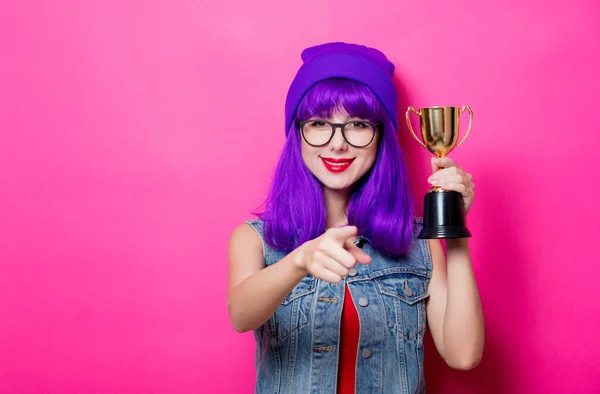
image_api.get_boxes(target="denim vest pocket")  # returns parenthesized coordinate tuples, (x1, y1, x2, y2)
(374, 270, 429, 341)
(274, 275, 317, 341)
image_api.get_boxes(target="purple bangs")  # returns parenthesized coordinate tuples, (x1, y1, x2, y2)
(256, 78, 415, 256)
(296, 79, 384, 122)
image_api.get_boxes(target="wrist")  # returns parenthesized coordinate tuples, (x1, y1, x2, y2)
(446, 237, 469, 251)
(291, 243, 310, 274)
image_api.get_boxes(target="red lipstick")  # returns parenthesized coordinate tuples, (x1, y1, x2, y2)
(320, 157, 355, 173)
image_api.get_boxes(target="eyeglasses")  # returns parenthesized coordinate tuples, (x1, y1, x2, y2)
(297, 119, 379, 148)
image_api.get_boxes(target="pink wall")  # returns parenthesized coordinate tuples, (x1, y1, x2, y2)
(1, 1, 598, 393)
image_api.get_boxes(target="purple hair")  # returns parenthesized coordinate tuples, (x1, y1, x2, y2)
(257, 79, 415, 256)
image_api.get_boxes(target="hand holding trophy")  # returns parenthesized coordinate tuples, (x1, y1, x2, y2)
(405, 106, 473, 239)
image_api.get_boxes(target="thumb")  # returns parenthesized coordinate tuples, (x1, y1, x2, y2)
(431, 157, 441, 174)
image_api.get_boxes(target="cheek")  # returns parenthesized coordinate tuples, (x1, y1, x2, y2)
(301, 144, 322, 169)
(359, 146, 378, 171)
(368, 135, 381, 167)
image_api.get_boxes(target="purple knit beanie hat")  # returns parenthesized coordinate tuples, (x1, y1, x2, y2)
(285, 42, 398, 135)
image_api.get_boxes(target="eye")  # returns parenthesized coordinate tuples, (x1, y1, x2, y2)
(350, 121, 369, 128)
(309, 120, 327, 127)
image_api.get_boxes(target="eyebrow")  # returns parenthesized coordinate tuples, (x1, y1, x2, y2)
(308, 117, 370, 122)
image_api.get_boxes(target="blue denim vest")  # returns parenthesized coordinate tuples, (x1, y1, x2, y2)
(246, 218, 432, 394)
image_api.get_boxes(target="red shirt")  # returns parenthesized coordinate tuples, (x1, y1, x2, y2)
(337, 285, 360, 394)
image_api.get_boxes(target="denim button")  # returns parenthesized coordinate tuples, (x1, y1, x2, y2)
(361, 348, 372, 359)
(358, 297, 369, 307)
(348, 268, 358, 277)
(404, 280, 413, 297)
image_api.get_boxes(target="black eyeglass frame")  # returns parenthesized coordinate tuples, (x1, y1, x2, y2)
(297, 119, 380, 148)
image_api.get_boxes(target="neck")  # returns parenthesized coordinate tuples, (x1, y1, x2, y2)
(323, 186, 351, 229)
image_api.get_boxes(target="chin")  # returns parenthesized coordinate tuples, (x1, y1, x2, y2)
(318, 174, 356, 190)
(323, 183, 351, 191)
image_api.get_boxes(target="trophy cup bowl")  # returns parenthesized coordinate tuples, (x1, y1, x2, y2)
(405, 106, 473, 239)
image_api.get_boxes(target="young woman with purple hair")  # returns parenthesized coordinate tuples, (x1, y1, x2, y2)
(227, 42, 484, 394)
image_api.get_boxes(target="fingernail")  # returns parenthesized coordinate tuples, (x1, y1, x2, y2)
(428, 177, 439, 184)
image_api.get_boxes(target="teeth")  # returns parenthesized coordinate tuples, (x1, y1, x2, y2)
(324, 160, 349, 165)
(322, 158, 352, 169)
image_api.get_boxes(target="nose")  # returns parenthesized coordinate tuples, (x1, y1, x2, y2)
(328, 125, 348, 152)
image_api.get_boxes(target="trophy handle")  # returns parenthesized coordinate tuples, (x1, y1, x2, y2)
(456, 105, 473, 148)
(405, 106, 427, 149)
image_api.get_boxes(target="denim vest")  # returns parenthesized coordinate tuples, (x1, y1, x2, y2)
(246, 218, 433, 394)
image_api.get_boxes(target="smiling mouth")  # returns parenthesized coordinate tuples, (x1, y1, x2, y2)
(320, 157, 355, 173)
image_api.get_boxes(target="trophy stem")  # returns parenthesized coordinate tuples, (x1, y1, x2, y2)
(431, 153, 445, 192)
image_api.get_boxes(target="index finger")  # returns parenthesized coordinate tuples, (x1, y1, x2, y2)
(343, 239, 372, 265)
(431, 156, 456, 172)
(327, 225, 358, 242)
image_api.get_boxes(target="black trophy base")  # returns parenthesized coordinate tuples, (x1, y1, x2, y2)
(419, 190, 472, 239)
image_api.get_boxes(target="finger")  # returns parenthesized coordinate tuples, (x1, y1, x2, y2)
(427, 166, 463, 183)
(322, 243, 357, 268)
(431, 157, 439, 174)
(467, 188, 475, 201)
(438, 182, 467, 196)
(431, 156, 456, 172)
(309, 263, 342, 284)
(327, 225, 358, 242)
(343, 240, 372, 265)
(316, 253, 350, 277)
(431, 173, 464, 186)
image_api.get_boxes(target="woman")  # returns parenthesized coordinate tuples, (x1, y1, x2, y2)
(227, 42, 484, 394)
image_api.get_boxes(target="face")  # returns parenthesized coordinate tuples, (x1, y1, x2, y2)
(300, 110, 379, 193)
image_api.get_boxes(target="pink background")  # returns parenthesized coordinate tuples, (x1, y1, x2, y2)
(1, 0, 598, 393)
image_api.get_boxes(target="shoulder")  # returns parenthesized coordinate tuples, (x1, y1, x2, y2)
(244, 218, 264, 234)
(229, 219, 264, 257)
(411, 217, 442, 262)
(227, 220, 266, 289)
(412, 216, 436, 272)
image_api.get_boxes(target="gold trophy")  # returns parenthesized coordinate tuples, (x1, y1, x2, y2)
(405, 106, 473, 239)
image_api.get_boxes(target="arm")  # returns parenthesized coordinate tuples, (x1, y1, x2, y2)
(426, 237, 484, 370)
(424, 156, 484, 369)
(227, 223, 371, 333)
(227, 223, 308, 333)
